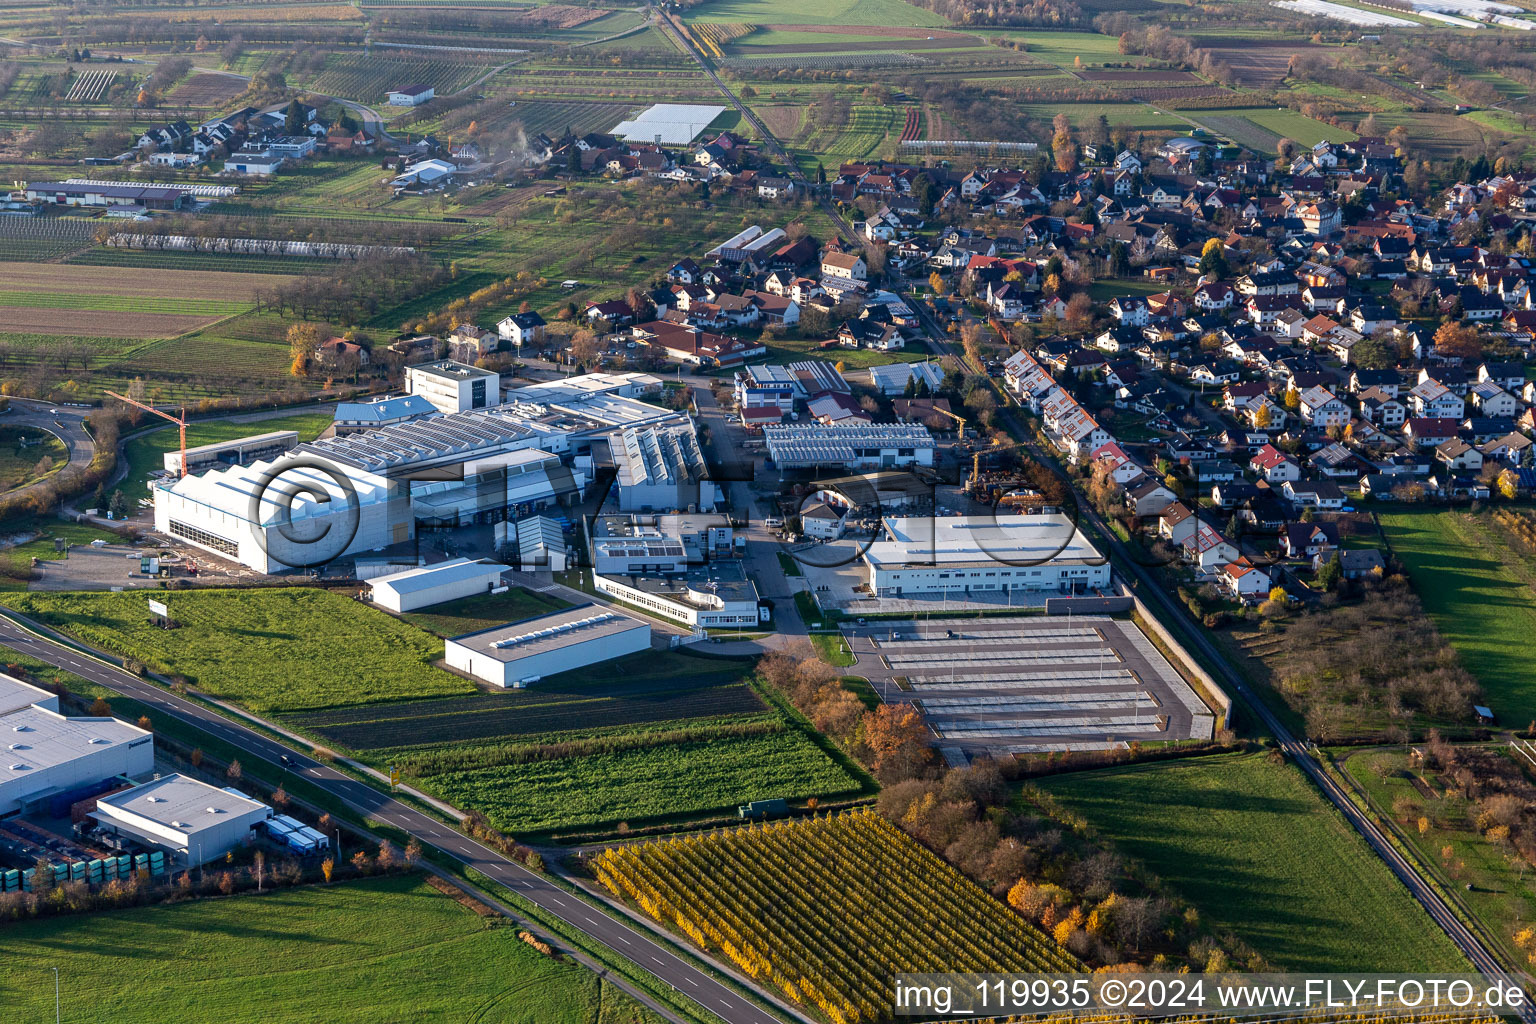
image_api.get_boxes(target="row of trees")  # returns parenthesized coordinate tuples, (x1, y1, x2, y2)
(756, 648, 1258, 970)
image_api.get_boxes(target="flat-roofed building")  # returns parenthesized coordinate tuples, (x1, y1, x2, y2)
(164, 430, 300, 476)
(405, 361, 502, 415)
(0, 705, 153, 817)
(445, 604, 651, 687)
(151, 373, 676, 574)
(863, 514, 1109, 597)
(90, 774, 271, 866)
(0, 674, 58, 714)
(368, 557, 508, 613)
(594, 560, 763, 629)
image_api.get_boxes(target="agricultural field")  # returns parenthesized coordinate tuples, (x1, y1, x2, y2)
(0, 424, 66, 494)
(0, 262, 290, 342)
(427, 726, 860, 835)
(506, 99, 634, 138)
(0, 874, 665, 1024)
(978, 29, 1132, 68)
(1038, 753, 1467, 971)
(1018, 102, 1189, 132)
(1197, 107, 1356, 152)
(683, 0, 949, 27)
(595, 810, 1078, 1021)
(1378, 507, 1536, 722)
(166, 72, 247, 107)
(3, 581, 864, 833)
(0, 215, 102, 262)
(293, 648, 771, 752)
(117, 410, 335, 507)
(2, 588, 476, 714)
(307, 54, 490, 104)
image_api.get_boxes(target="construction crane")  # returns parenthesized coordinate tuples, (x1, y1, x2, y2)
(106, 390, 189, 477)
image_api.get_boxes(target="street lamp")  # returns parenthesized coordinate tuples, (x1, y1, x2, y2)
(53, 967, 59, 1024)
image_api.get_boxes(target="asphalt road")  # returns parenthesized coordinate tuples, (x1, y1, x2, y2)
(1, 399, 94, 501)
(0, 615, 790, 1024)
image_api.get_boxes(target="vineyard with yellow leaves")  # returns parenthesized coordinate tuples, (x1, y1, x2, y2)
(692, 22, 757, 57)
(1491, 507, 1536, 557)
(593, 809, 1078, 1023)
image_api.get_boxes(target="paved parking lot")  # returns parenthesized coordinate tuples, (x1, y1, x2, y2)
(840, 615, 1215, 761)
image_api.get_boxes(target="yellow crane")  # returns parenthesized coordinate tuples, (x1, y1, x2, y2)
(106, 390, 189, 478)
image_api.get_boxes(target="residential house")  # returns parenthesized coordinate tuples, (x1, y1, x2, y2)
(1356, 386, 1406, 427)
(1127, 479, 1178, 517)
(1408, 378, 1465, 420)
(496, 311, 546, 349)
(1220, 559, 1271, 602)
(821, 251, 866, 281)
(1281, 521, 1341, 559)
(1435, 438, 1484, 472)
(1405, 417, 1462, 447)
(1298, 386, 1350, 428)
(1281, 478, 1346, 510)
(1469, 380, 1520, 418)
(1158, 502, 1198, 546)
(1183, 522, 1241, 571)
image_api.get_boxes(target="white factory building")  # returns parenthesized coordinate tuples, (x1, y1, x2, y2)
(368, 557, 509, 613)
(594, 559, 764, 629)
(405, 361, 502, 414)
(609, 424, 717, 512)
(90, 774, 272, 867)
(763, 423, 935, 470)
(0, 701, 154, 818)
(0, 673, 59, 714)
(863, 514, 1110, 597)
(445, 605, 651, 687)
(152, 372, 689, 573)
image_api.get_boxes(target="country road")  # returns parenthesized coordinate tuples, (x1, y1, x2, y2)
(907, 294, 1534, 1007)
(0, 612, 795, 1024)
(0, 399, 95, 503)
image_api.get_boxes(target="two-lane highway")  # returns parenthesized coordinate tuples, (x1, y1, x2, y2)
(0, 615, 792, 1024)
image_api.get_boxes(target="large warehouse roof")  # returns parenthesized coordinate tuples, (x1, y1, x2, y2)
(370, 557, 507, 597)
(450, 605, 648, 665)
(0, 674, 56, 714)
(864, 514, 1105, 569)
(93, 773, 268, 833)
(610, 103, 726, 145)
(763, 422, 934, 463)
(1, 705, 150, 776)
(611, 424, 707, 489)
(295, 408, 545, 473)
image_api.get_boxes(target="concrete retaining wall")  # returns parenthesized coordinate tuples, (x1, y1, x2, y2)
(1121, 585, 1234, 732)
